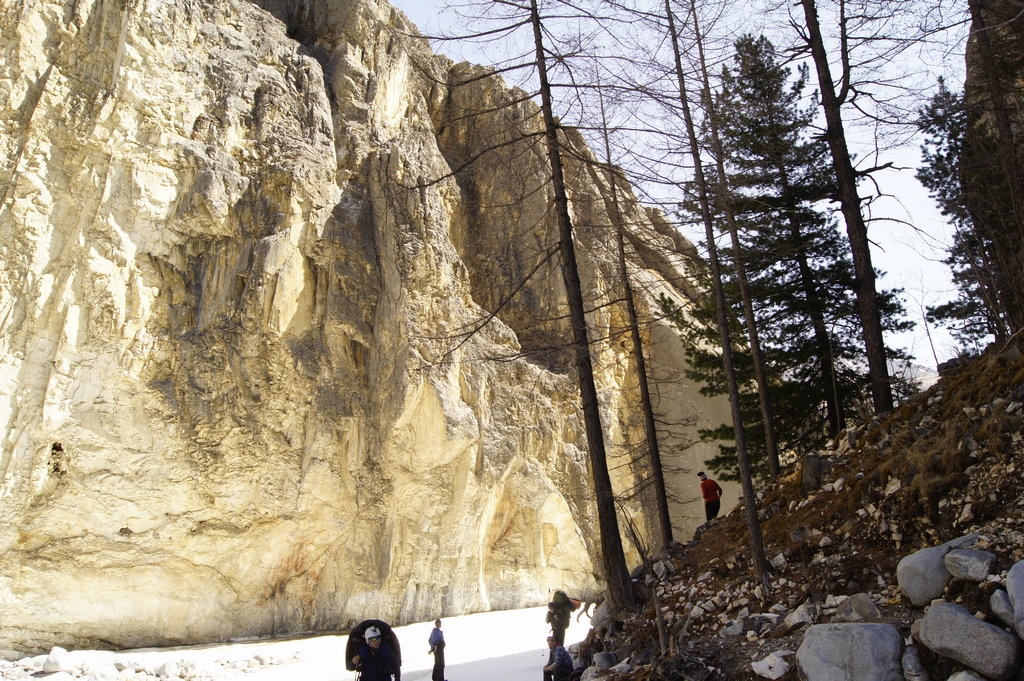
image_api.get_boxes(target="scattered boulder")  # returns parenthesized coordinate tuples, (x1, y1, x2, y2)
(155, 660, 179, 677)
(896, 533, 979, 606)
(944, 549, 995, 581)
(803, 454, 836, 493)
(795, 623, 903, 681)
(938, 357, 969, 375)
(649, 655, 713, 681)
(1006, 560, 1024, 636)
(719, 620, 745, 637)
(749, 613, 780, 634)
(832, 593, 880, 622)
(783, 601, 817, 631)
(900, 646, 930, 681)
(593, 652, 618, 669)
(613, 643, 635, 663)
(751, 651, 791, 680)
(81, 662, 120, 681)
(42, 647, 76, 674)
(946, 673, 986, 681)
(991, 589, 1015, 627)
(590, 602, 611, 630)
(917, 602, 1022, 681)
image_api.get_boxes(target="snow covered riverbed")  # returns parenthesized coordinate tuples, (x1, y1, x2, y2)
(1, 605, 592, 681)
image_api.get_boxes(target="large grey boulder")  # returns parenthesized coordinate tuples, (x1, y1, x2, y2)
(944, 549, 995, 582)
(991, 589, 1015, 628)
(795, 623, 903, 681)
(590, 602, 611, 631)
(1006, 560, 1024, 636)
(593, 652, 619, 669)
(897, 534, 980, 606)
(917, 602, 1022, 681)
(833, 593, 881, 622)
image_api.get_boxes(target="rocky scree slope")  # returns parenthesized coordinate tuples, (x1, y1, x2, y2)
(577, 340, 1024, 680)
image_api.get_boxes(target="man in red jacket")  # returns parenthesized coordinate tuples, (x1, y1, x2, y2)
(698, 471, 723, 522)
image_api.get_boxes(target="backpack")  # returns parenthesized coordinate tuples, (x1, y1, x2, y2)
(553, 590, 580, 612)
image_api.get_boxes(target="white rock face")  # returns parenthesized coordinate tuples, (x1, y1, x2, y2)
(0, 0, 727, 655)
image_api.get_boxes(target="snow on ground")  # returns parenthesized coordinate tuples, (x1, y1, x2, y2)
(1, 606, 592, 681)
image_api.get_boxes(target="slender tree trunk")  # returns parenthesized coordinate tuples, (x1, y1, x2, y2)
(664, 0, 770, 596)
(595, 82, 674, 549)
(688, 0, 780, 481)
(774, 164, 845, 435)
(623, 515, 669, 654)
(962, 227, 1011, 340)
(966, 0, 1024, 333)
(798, 0, 893, 414)
(793, 240, 846, 435)
(528, 0, 632, 609)
(967, 0, 1024, 240)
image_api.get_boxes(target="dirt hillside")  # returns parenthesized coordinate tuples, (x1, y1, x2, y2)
(598, 339, 1024, 680)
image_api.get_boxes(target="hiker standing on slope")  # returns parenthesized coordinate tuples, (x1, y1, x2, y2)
(546, 590, 579, 645)
(698, 471, 723, 522)
(352, 626, 401, 681)
(428, 619, 445, 681)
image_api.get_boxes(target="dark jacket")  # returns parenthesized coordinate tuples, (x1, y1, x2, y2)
(356, 643, 401, 681)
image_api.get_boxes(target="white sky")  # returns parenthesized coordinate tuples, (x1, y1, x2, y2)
(25, 606, 592, 681)
(389, 0, 966, 367)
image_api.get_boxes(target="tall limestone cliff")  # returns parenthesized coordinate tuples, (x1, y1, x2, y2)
(0, 0, 732, 654)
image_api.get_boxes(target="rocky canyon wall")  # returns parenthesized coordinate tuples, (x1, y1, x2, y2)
(0, 0, 732, 655)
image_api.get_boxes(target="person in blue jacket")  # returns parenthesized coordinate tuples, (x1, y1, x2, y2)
(428, 618, 445, 681)
(352, 626, 401, 681)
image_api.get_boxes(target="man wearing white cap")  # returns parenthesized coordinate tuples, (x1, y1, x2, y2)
(351, 625, 401, 681)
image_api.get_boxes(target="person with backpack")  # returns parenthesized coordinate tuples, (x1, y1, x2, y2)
(545, 590, 579, 645)
(351, 625, 401, 681)
(427, 618, 445, 681)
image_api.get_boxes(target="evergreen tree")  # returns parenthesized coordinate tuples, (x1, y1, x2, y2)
(917, 75, 1024, 346)
(664, 35, 911, 483)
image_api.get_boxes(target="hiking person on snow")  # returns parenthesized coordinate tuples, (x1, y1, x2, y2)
(427, 618, 445, 681)
(352, 626, 401, 681)
(543, 635, 574, 681)
(698, 471, 723, 522)
(545, 590, 579, 645)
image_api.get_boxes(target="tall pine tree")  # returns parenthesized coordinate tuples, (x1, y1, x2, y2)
(666, 35, 910, 482)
